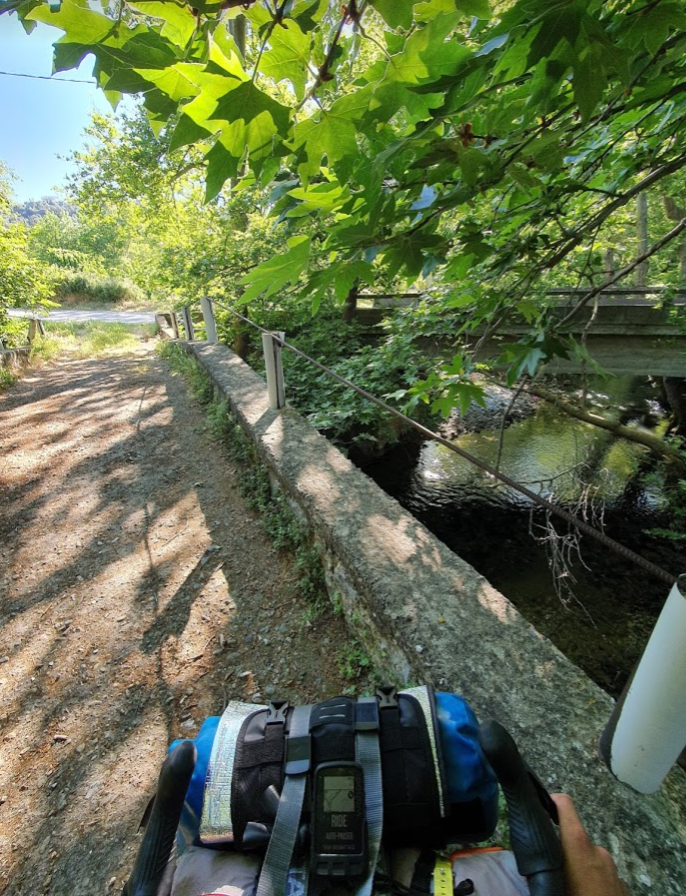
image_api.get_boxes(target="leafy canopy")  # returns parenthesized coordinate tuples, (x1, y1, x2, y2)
(7, 0, 686, 383)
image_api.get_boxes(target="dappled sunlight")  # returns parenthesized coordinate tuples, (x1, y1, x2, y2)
(0, 344, 351, 892)
(475, 580, 523, 627)
(361, 511, 444, 569)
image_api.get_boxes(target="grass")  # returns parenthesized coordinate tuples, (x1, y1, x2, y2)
(0, 321, 156, 393)
(31, 321, 157, 362)
(0, 367, 19, 389)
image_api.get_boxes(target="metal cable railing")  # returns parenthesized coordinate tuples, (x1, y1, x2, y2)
(179, 299, 679, 588)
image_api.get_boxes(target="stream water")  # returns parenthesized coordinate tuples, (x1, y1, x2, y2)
(363, 376, 683, 697)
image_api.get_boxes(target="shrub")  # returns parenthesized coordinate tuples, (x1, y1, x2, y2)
(53, 271, 146, 306)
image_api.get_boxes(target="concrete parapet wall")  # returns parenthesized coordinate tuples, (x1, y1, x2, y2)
(182, 340, 686, 894)
(0, 346, 30, 371)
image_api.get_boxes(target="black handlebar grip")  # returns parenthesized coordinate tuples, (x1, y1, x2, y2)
(479, 720, 566, 896)
(123, 740, 197, 896)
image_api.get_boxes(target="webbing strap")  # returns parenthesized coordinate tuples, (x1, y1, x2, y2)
(355, 698, 383, 896)
(256, 704, 312, 896)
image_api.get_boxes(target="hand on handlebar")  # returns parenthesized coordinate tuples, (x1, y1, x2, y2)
(552, 794, 629, 896)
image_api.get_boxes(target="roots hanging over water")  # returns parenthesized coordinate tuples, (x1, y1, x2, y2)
(526, 464, 608, 621)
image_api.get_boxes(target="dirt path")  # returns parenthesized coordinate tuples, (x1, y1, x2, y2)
(0, 342, 351, 896)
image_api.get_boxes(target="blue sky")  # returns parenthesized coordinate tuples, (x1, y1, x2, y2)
(0, 12, 113, 202)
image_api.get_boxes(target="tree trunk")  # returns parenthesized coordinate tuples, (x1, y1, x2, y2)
(636, 192, 649, 286)
(342, 283, 359, 323)
(229, 16, 247, 57)
(604, 247, 615, 283)
(526, 385, 686, 471)
(679, 242, 686, 285)
(661, 195, 686, 286)
(663, 377, 686, 436)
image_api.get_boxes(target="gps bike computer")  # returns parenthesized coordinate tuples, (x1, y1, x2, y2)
(311, 762, 367, 879)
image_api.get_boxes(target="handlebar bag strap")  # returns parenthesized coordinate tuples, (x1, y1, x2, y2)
(255, 704, 313, 896)
(353, 697, 383, 896)
(377, 686, 445, 847)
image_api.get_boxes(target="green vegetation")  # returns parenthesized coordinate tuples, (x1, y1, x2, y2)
(0, 321, 155, 393)
(0, 366, 19, 390)
(2, 0, 685, 453)
(336, 639, 374, 684)
(32, 321, 156, 361)
(53, 272, 146, 308)
(7, 0, 686, 392)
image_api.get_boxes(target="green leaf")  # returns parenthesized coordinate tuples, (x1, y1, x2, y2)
(128, 1, 196, 48)
(527, 2, 584, 68)
(431, 396, 455, 417)
(133, 65, 201, 102)
(305, 259, 375, 313)
(640, 2, 686, 56)
(455, 0, 490, 18)
(239, 236, 311, 302)
(169, 111, 213, 152)
(573, 48, 606, 122)
(414, 0, 457, 19)
(261, 21, 311, 101)
(387, 13, 465, 85)
(457, 146, 486, 186)
(205, 81, 291, 175)
(291, 91, 369, 178)
(204, 141, 239, 202)
(372, 0, 415, 30)
(287, 182, 350, 215)
(26, 0, 114, 45)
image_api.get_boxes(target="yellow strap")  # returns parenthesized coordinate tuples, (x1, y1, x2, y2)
(433, 859, 453, 896)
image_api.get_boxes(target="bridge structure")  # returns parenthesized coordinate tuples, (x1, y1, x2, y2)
(357, 287, 686, 377)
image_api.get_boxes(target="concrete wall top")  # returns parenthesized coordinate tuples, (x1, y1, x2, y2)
(183, 341, 686, 894)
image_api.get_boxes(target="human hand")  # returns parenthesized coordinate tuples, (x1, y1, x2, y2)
(551, 794, 629, 896)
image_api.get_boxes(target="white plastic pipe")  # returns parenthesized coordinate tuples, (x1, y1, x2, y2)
(200, 297, 218, 343)
(601, 575, 686, 793)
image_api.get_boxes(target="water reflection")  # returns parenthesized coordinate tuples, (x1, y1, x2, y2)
(413, 402, 666, 514)
(363, 376, 678, 696)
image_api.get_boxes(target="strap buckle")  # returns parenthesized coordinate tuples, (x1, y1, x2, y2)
(376, 685, 398, 709)
(266, 699, 289, 725)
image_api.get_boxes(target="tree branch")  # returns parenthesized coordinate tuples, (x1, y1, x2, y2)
(527, 386, 686, 471)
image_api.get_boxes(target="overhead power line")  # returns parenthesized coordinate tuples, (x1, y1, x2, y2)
(0, 69, 95, 84)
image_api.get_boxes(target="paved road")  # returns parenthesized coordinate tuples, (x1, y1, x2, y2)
(8, 308, 157, 325)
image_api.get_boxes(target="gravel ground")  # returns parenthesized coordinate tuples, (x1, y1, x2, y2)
(0, 341, 351, 896)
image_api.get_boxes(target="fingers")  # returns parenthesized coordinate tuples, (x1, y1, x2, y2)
(552, 794, 630, 896)
(551, 793, 594, 852)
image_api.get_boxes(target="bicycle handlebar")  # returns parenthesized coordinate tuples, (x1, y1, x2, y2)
(479, 720, 566, 896)
(122, 740, 197, 896)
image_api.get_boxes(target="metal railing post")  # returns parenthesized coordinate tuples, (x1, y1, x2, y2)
(170, 312, 180, 339)
(200, 297, 218, 344)
(261, 330, 286, 410)
(181, 306, 195, 341)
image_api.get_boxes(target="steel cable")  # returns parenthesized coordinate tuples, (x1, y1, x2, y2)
(200, 300, 678, 587)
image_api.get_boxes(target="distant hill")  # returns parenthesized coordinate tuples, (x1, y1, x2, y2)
(11, 198, 76, 225)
